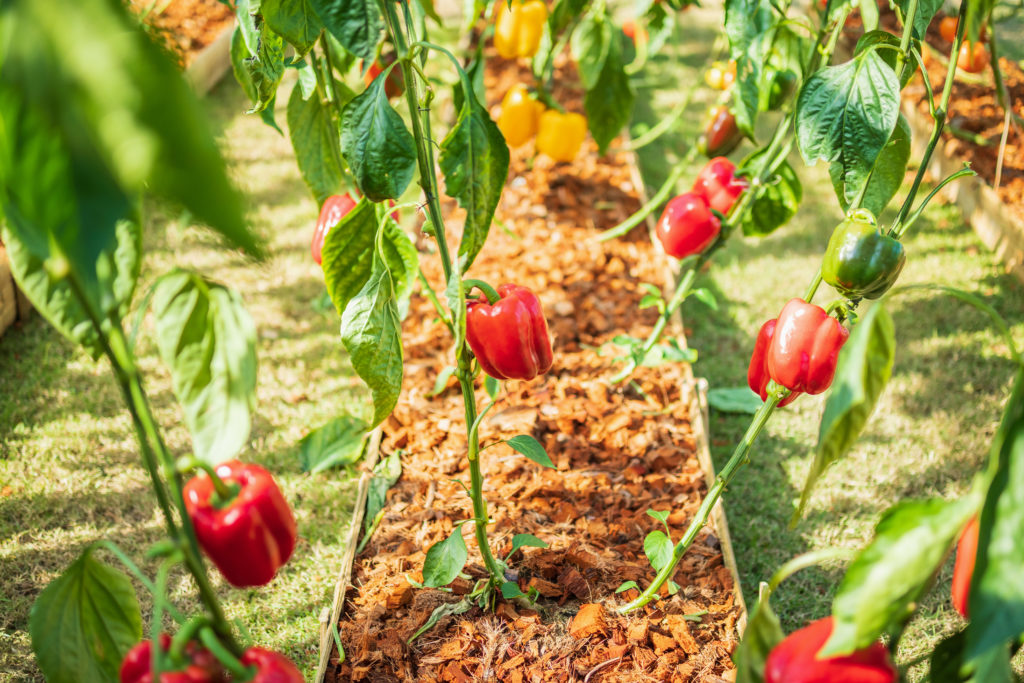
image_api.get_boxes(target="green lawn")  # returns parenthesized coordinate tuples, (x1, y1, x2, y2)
(0, 80, 365, 681)
(628, 4, 1024, 678)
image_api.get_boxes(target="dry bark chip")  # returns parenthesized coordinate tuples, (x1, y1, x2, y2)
(568, 603, 608, 639)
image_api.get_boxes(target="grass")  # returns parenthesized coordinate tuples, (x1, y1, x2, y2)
(0, 80, 367, 681)
(627, 3, 1024, 678)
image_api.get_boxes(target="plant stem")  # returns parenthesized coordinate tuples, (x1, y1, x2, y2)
(894, 0, 918, 79)
(619, 393, 781, 613)
(610, 258, 702, 384)
(891, 0, 966, 237)
(597, 151, 694, 242)
(459, 356, 507, 585)
(379, 0, 505, 588)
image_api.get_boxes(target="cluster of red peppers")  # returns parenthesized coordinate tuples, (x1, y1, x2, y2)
(121, 637, 302, 683)
(765, 617, 896, 683)
(656, 157, 748, 259)
(121, 461, 301, 681)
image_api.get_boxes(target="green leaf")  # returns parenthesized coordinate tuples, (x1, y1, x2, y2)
(321, 199, 416, 317)
(363, 450, 402, 537)
(152, 271, 258, 465)
(29, 547, 142, 683)
(428, 366, 457, 397)
(643, 530, 674, 571)
(707, 387, 764, 415)
(509, 533, 548, 556)
(639, 294, 663, 310)
(733, 583, 784, 683)
(795, 303, 894, 520)
(422, 529, 468, 587)
(341, 248, 403, 428)
(823, 496, 976, 656)
(583, 34, 634, 154)
(230, 25, 286, 115)
(309, 0, 384, 63)
(854, 31, 918, 89)
(691, 288, 718, 311)
(287, 80, 353, 204)
(616, 580, 639, 593)
(235, 0, 261, 54)
(1, 0, 260, 257)
(507, 434, 555, 469)
(299, 414, 369, 473)
(484, 374, 500, 400)
(832, 113, 911, 216)
(501, 581, 526, 599)
(740, 155, 802, 237)
(570, 12, 612, 90)
(439, 84, 510, 271)
(895, 0, 943, 39)
(340, 74, 416, 202)
(965, 378, 1024, 662)
(639, 339, 697, 367)
(646, 509, 670, 524)
(796, 51, 901, 210)
(261, 0, 323, 56)
(931, 629, 1015, 683)
(295, 59, 319, 100)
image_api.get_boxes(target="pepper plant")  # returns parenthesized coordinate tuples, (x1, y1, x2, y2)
(0, 0, 306, 680)
(226, 0, 566, 619)
(614, 0, 983, 618)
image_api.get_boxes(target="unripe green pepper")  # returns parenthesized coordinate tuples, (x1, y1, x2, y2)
(764, 67, 798, 111)
(822, 209, 906, 300)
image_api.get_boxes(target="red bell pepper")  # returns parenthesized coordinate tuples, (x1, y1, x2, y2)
(121, 636, 226, 683)
(466, 284, 553, 381)
(952, 514, 980, 618)
(183, 461, 297, 588)
(765, 617, 896, 683)
(240, 647, 304, 682)
(765, 298, 849, 395)
(655, 192, 720, 259)
(311, 194, 357, 265)
(692, 157, 748, 216)
(747, 319, 801, 407)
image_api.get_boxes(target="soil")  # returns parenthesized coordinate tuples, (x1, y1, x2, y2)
(325, 52, 742, 683)
(875, 9, 1024, 224)
(127, 0, 233, 67)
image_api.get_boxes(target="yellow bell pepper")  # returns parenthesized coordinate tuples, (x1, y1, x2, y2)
(535, 110, 587, 162)
(497, 85, 545, 147)
(494, 0, 548, 60)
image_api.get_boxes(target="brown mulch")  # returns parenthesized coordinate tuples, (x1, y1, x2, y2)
(326, 53, 741, 683)
(127, 0, 233, 67)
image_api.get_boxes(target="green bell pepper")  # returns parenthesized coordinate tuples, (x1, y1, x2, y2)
(822, 209, 906, 300)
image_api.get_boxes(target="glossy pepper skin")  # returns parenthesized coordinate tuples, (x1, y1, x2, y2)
(121, 636, 226, 683)
(184, 461, 297, 588)
(957, 41, 988, 73)
(766, 299, 849, 395)
(536, 110, 587, 162)
(765, 617, 897, 683)
(494, 0, 547, 59)
(692, 157, 748, 216)
(822, 209, 906, 300)
(240, 648, 304, 683)
(697, 105, 743, 157)
(466, 284, 553, 381)
(312, 194, 357, 265)
(704, 61, 736, 90)
(497, 84, 545, 147)
(363, 54, 404, 100)
(656, 192, 720, 259)
(952, 515, 980, 618)
(747, 319, 801, 408)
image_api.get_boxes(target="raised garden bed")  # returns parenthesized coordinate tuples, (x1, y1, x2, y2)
(320, 53, 744, 683)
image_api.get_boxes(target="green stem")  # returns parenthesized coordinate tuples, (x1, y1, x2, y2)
(619, 393, 781, 613)
(890, 0, 966, 235)
(95, 540, 186, 623)
(198, 627, 255, 679)
(804, 269, 823, 301)
(458, 357, 507, 586)
(894, 0, 918, 80)
(463, 278, 500, 304)
(417, 267, 453, 331)
(610, 258, 702, 384)
(597, 151, 694, 242)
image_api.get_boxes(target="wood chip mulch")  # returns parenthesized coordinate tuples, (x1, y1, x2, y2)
(326, 53, 742, 683)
